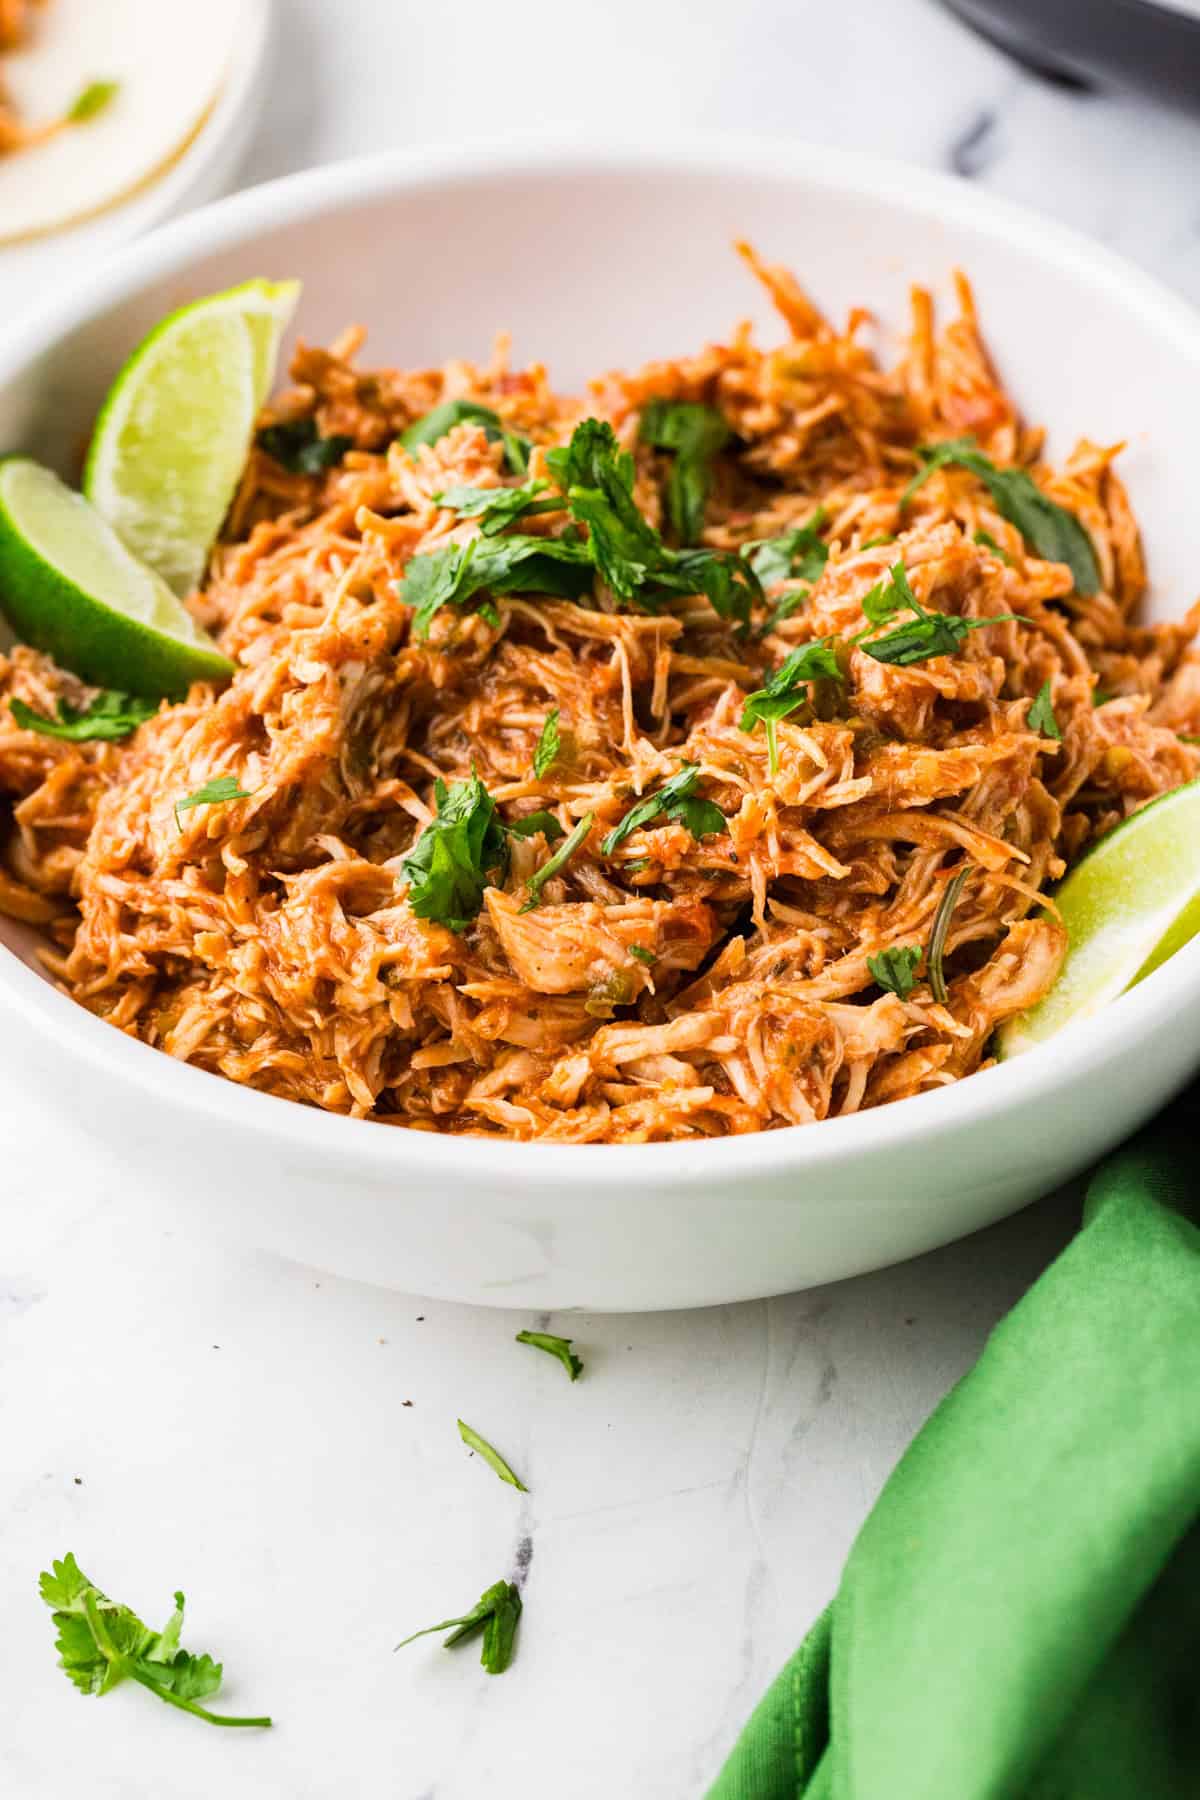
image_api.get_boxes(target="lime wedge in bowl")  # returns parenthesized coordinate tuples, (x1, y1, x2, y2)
(997, 777, 1200, 1057)
(84, 279, 300, 595)
(0, 457, 234, 698)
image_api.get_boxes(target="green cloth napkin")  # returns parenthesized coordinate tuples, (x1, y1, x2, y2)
(708, 1110, 1200, 1799)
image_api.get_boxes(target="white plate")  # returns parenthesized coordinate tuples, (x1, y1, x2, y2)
(2, 137, 1200, 1310)
(0, 0, 273, 319)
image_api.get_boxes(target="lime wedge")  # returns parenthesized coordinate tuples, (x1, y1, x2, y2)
(84, 279, 300, 595)
(997, 778, 1200, 1057)
(0, 457, 234, 699)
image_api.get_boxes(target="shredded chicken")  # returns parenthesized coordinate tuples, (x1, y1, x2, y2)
(3, 259, 1199, 1142)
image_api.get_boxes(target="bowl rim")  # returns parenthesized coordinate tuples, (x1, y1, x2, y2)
(3, 129, 1200, 1191)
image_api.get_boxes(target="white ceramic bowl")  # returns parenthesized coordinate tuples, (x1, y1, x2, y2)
(3, 138, 1200, 1311)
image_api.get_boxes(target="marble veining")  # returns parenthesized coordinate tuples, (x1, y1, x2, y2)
(3, 0, 1199, 1793)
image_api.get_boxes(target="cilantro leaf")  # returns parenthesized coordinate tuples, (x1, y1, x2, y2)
(400, 400, 529, 473)
(507, 809, 565, 841)
(174, 775, 253, 831)
(628, 944, 656, 966)
(927, 865, 972, 1005)
(68, 79, 119, 123)
(256, 417, 352, 474)
(1027, 679, 1062, 740)
(743, 512, 829, 588)
(38, 1554, 271, 1727)
(639, 399, 731, 543)
(395, 1578, 522, 1674)
(670, 546, 762, 631)
(516, 1329, 583, 1380)
(547, 419, 760, 625)
(739, 639, 844, 773)
(867, 944, 922, 999)
(520, 812, 594, 912)
(531, 708, 561, 779)
(600, 764, 726, 856)
(457, 1419, 528, 1491)
(10, 690, 156, 743)
(399, 534, 593, 637)
(433, 480, 559, 537)
(902, 437, 1100, 595)
(858, 562, 1023, 668)
(401, 772, 508, 932)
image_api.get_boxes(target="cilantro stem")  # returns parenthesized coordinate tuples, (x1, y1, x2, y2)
(128, 1666, 272, 1728)
(520, 811, 594, 912)
(927, 866, 971, 1006)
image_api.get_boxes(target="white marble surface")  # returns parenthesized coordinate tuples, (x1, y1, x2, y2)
(3, 2, 1200, 1795)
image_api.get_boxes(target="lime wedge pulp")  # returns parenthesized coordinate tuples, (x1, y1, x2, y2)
(997, 777, 1200, 1057)
(0, 457, 234, 699)
(84, 278, 300, 595)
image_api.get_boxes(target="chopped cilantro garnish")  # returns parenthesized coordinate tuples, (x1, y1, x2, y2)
(398, 533, 592, 637)
(739, 639, 844, 773)
(743, 513, 829, 588)
(395, 1578, 522, 1675)
(256, 418, 353, 474)
(520, 812, 594, 912)
(531, 708, 561, 779)
(401, 772, 508, 931)
(859, 562, 1023, 667)
(174, 775, 253, 831)
(1027, 680, 1062, 740)
(628, 944, 656, 967)
(38, 1554, 270, 1728)
(927, 865, 971, 1005)
(860, 534, 895, 550)
(457, 1420, 527, 1492)
(867, 944, 922, 999)
(902, 437, 1100, 595)
(548, 419, 761, 627)
(515, 1329, 584, 1380)
(67, 80, 119, 123)
(433, 479, 559, 536)
(400, 400, 530, 474)
(10, 690, 156, 743)
(638, 399, 731, 543)
(600, 764, 725, 856)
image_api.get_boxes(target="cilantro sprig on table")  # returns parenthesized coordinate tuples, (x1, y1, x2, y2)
(9, 690, 157, 743)
(902, 436, 1100, 596)
(516, 1330, 584, 1381)
(396, 1578, 522, 1675)
(38, 1555, 270, 1728)
(457, 1420, 528, 1492)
